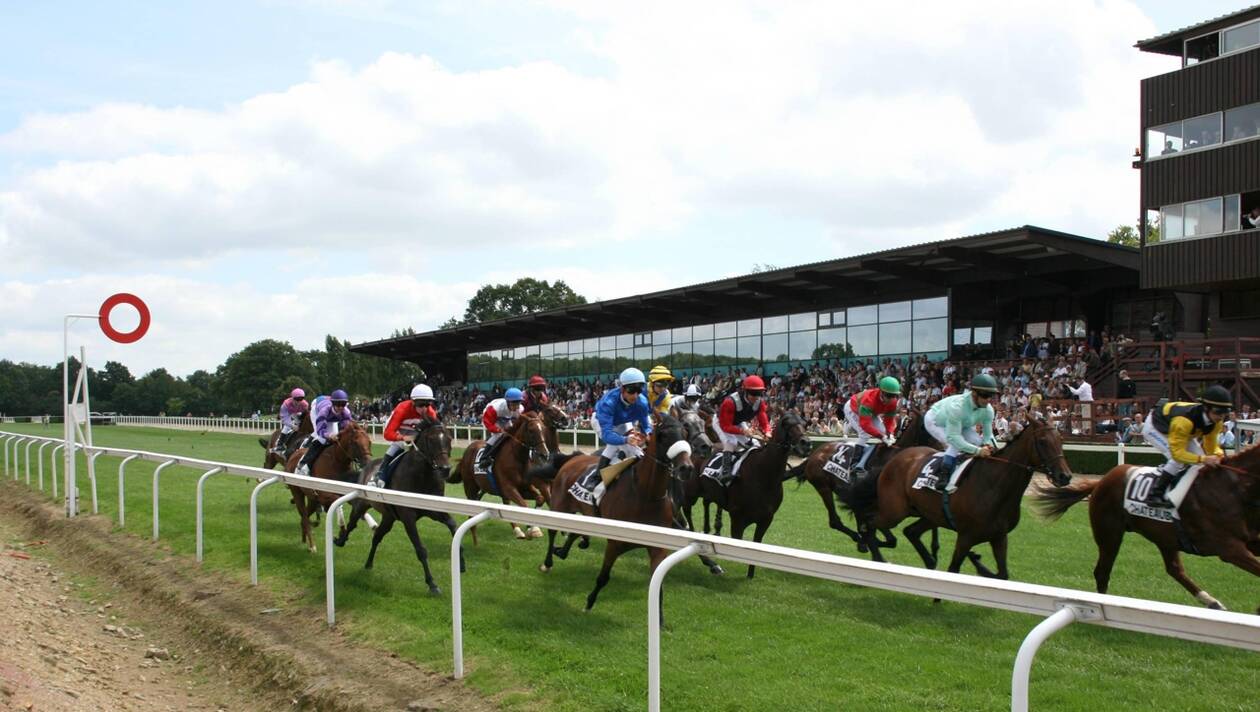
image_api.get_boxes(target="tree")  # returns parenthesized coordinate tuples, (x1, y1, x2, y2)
(216, 340, 317, 415)
(1106, 225, 1140, 247)
(445, 278, 586, 327)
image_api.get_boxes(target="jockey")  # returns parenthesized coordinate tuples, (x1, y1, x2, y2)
(714, 375, 770, 483)
(593, 368, 654, 473)
(372, 384, 437, 488)
(476, 388, 524, 473)
(923, 375, 999, 492)
(845, 376, 901, 474)
(647, 365, 674, 415)
(295, 390, 354, 477)
(522, 375, 550, 413)
(672, 384, 703, 415)
(271, 387, 309, 454)
(1141, 384, 1230, 507)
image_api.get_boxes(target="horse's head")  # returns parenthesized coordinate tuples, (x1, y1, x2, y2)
(338, 422, 374, 472)
(542, 403, 570, 430)
(409, 416, 452, 482)
(516, 411, 551, 466)
(777, 411, 812, 458)
(651, 413, 694, 482)
(1020, 414, 1073, 486)
(679, 411, 712, 460)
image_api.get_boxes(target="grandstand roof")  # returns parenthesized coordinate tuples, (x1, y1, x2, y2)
(351, 225, 1138, 362)
(1136, 4, 1260, 56)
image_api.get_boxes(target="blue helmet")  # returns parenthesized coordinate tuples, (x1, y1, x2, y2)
(330, 389, 349, 402)
(504, 387, 524, 402)
(619, 367, 646, 386)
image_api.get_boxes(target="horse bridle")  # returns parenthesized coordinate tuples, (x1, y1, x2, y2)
(400, 419, 450, 469)
(334, 424, 371, 469)
(988, 425, 1069, 483)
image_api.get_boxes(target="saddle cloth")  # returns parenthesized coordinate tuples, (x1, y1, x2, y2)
(700, 446, 760, 481)
(911, 453, 975, 492)
(1122, 466, 1201, 523)
(822, 444, 858, 483)
(568, 464, 601, 506)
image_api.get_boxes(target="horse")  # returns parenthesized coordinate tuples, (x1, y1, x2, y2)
(843, 417, 1072, 579)
(284, 421, 375, 553)
(1031, 444, 1260, 613)
(536, 413, 718, 616)
(449, 411, 551, 539)
(679, 404, 732, 535)
(332, 416, 460, 595)
(791, 411, 936, 552)
(687, 411, 812, 578)
(258, 410, 312, 470)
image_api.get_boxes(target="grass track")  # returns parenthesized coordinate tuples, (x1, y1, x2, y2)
(1, 422, 1256, 711)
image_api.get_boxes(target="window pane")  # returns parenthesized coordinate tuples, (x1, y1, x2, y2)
(848, 324, 878, 356)
(1185, 197, 1223, 236)
(815, 327, 847, 360)
(954, 327, 972, 346)
(540, 342, 553, 357)
(1224, 21, 1260, 54)
(714, 338, 737, 365)
(599, 335, 615, 350)
(583, 338, 598, 353)
(817, 312, 832, 328)
(879, 321, 912, 354)
(652, 329, 671, 346)
(1183, 113, 1222, 150)
(692, 323, 714, 340)
(1163, 204, 1184, 240)
(616, 333, 633, 349)
(1148, 122, 1183, 157)
(692, 340, 714, 367)
(1185, 32, 1220, 65)
(762, 315, 789, 333)
(762, 333, 789, 361)
(973, 326, 993, 345)
(1226, 194, 1241, 232)
(634, 346, 652, 363)
(849, 305, 878, 325)
(615, 348, 633, 371)
(789, 312, 814, 331)
(514, 346, 527, 360)
(913, 318, 948, 352)
(879, 301, 912, 322)
(737, 335, 761, 360)
(1225, 102, 1260, 142)
(789, 330, 816, 360)
(913, 296, 947, 319)
(737, 319, 761, 336)
(653, 343, 672, 361)
(671, 326, 692, 343)
(714, 321, 736, 338)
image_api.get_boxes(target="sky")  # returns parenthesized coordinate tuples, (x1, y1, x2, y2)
(0, 0, 1250, 376)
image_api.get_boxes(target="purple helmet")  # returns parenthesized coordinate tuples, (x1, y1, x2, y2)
(330, 389, 349, 402)
(290, 388, 305, 399)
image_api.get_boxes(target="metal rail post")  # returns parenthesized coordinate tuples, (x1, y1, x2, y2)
(51, 444, 64, 498)
(37, 441, 51, 490)
(195, 467, 224, 562)
(648, 542, 702, 712)
(250, 476, 281, 585)
(1011, 604, 1097, 712)
(151, 460, 176, 540)
(452, 510, 493, 679)
(25, 439, 35, 484)
(88, 452, 102, 513)
(2, 434, 10, 477)
(325, 490, 360, 627)
(117, 454, 138, 527)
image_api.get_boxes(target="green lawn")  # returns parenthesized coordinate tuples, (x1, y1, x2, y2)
(1, 422, 1256, 711)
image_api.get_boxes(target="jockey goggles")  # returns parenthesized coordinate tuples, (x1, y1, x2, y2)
(623, 383, 644, 394)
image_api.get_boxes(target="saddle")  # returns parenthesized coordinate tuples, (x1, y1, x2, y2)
(1122, 466, 1202, 522)
(568, 457, 636, 507)
(822, 445, 859, 483)
(700, 446, 758, 483)
(911, 453, 974, 492)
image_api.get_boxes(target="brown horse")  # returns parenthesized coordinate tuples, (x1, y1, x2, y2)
(449, 411, 551, 539)
(284, 421, 374, 553)
(333, 416, 460, 595)
(258, 411, 312, 470)
(537, 413, 712, 614)
(1032, 444, 1260, 613)
(844, 418, 1073, 578)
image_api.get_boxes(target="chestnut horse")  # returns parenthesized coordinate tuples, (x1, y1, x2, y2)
(333, 416, 460, 595)
(844, 418, 1072, 579)
(258, 411, 312, 470)
(449, 411, 551, 539)
(284, 421, 374, 553)
(1032, 444, 1260, 613)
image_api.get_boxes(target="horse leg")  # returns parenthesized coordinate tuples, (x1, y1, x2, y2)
(698, 554, 725, 576)
(702, 500, 712, 534)
(714, 507, 725, 537)
(1090, 516, 1126, 594)
(364, 510, 397, 570)
(945, 533, 979, 575)
(820, 487, 863, 546)
(746, 520, 771, 579)
(333, 499, 369, 548)
(586, 541, 628, 612)
(434, 512, 466, 573)
(502, 485, 538, 539)
(297, 493, 317, 554)
(903, 518, 938, 569)
(966, 551, 999, 578)
(541, 529, 561, 572)
(1159, 546, 1225, 610)
(400, 513, 441, 595)
(1216, 541, 1260, 613)
(989, 534, 1010, 580)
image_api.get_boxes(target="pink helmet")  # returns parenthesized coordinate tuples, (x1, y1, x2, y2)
(290, 388, 306, 399)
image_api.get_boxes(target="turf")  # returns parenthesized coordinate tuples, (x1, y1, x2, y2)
(1, 422, 1256, 711)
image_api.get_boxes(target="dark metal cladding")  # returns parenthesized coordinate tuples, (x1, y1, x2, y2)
(1141, 231, 1260, 290)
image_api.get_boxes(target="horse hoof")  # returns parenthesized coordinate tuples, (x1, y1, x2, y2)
(528, 526, 544, 539)
(333, 538, 346, 548)
(429, 586, 442, 596)
(539, 564, 551, 573)
(1209, 601, 1226, 611)
(513, 528, 527, 540)
(709, 565, 725, 576)
(578, 538, 590, 550)
(857, 542, 868, 553)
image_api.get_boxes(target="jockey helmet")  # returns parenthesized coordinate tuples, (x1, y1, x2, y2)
(648, 365, 673, 383)
(742, 375, 766, 392)
(878, 376, 901, 395)
(685, 384, 702, 397)
(330, 389, 349, 402)
(528, 375, 547, 388)
(410, 384, 434, 401)
(1200, 384, 1233, 411)
(969, 374, 999, 395)
(619, 368, 646, 386)
(290, 388, 305, 399)
(505, 388, 524, 402)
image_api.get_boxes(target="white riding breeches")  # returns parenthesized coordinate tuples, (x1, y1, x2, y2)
(599, 422, 645, 461)
(844, 401, 887, 445)
(1141, 415, 1203, 475)
(711, 415, 753, 452)
(924, 409, 981, 458)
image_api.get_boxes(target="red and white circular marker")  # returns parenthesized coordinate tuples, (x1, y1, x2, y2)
(98, 293, 150, 344)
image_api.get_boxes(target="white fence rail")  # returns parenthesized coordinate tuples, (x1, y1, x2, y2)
(1, 429, 1257, 712)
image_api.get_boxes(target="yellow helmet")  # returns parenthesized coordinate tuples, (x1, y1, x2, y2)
(648, 365, 673, 383)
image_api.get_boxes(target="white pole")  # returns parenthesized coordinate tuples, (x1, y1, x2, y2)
(1011, 607, 1080, 712)
(251, 476, 281, 585)
(37, 441, 50, 490)
(76, 345, 94, 518)
(325, 490, 360, 627)
(88, 452, 102, 514)
(647, 542, 701, 712)
(51, 444, 63, 498)
(151, 460, 175, 540)
(452, 510, 494, 679)
(195, 467, 223, 562)
(63, 316, 71, 514)
(25, 439, 35, 484)
(118, 454, 139, 527)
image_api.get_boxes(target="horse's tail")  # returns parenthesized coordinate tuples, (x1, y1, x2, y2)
(529, 451, 582, 483)
(447, 451, 467, 484)
(258, 437, 269, 449)
(788, 461, 808, 485)
(839, 469, 880, 518)
(1029, 480, 1097, 522)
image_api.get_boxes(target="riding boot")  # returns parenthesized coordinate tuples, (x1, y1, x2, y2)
(272, 431, 290, 455)
(373, 450, 400, 488)
(1146, 469, 1177, 508)
(296, 441, 325, 477)
(853, 443, 877, 474)
(719, 451, 736, 484)
(933, 454, 956, 492)
(475, 441, 494, 474)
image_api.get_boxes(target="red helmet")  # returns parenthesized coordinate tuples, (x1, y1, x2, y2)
(742, 375, 766, 392)
(528, 375, 547, 388)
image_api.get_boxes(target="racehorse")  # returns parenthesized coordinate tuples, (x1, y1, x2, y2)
(1032, 444, 1260, 612)
(844, 417, 1072, 579)
(792, 411, 936, 551)
(284, 421, 374, 553)
(536, 413, 718, 616)
(689, 411, 812, 578)
(449, 411, 551, 539)
(332, 416, 461, 595)
(258, 411, 312, 470)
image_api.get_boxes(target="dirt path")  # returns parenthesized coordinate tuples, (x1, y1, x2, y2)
(0, 481, 500, 712)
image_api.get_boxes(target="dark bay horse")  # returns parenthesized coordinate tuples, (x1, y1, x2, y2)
(1032, 444, 1260, 612)
(259, 411, 312, 470)
(449, 411, 551, 539)
(333, 417, 460, 595)
(845, 418, 1072, 579)
(284, 421, 374, 553)
(537, 413, 709, 615)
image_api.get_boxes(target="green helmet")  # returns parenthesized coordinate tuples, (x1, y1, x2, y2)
(878, 376, 901, 395)
(970, 374, 999, 394)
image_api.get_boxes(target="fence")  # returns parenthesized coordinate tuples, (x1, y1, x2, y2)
(1, 429, 1257, 711)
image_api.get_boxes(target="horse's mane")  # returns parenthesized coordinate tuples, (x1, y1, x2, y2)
(505, 411, 541, 436)
(1224, 443, 1260, 474)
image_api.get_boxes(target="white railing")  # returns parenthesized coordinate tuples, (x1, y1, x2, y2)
(1, 430, 1257, 711)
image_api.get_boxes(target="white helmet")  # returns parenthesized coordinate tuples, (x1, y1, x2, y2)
(685, 384, 702, 397)
(410, 384, 435, 401)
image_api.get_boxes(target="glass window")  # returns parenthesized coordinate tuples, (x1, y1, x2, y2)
(817, 311, 832, 328)
(831, 310, 846, 325)
(514, 346, 527, 360)
(653, 343, 672, 361)
(633, 333, 650, 346)
(692, 323, 714, 340)
(540, 342, 554, 357)
(634, 346, 651, 364)
(913, 296, 947, 319)
(789, 312, 814, 331)
(1147, 122, 1182, 157)
(714, 338, 737, 365)
(1224, 21, 1260, 54)
(848, 324, 878, 356)
(1225, 103, 1260, 142)
(1183, 113, 1222, 150)
(815, 327, 847, 360)
(1184, 197, 1223, 237)
(1185, 31, 1220, 66)
(879, 321, 912, 354)
(973, 326, 993, 345)
(715, 321, 737, 338)
(953, 327, 972, 346)
(691, 340, 714, 367)
(737, 318, 761, 336)
(879, 301, 912, 322)
(583, 338, 599, 353)
(615, 348, 633, 370)
(737, 335, 761, 360)
(671, 326, 692, 342)
(913, 318, 947, 352)
(1226, 194, 1241, 232)
(762, 333, 789, 362)
(789, 330, 816, 360)
(616, 333, 632, 349)
(652, 329, 671, 346)
(762, 315, 788, 333)
(599, 335, 616, 350)
(1162, 204, 1184, 240)
(526, 344, 540, 357)
(849, 304, 878, 325)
